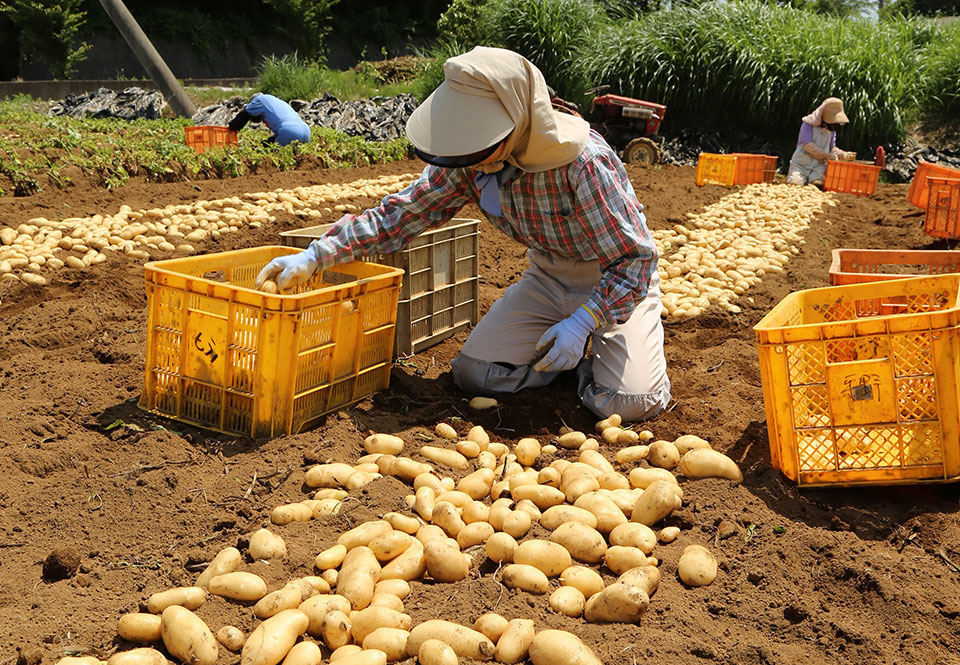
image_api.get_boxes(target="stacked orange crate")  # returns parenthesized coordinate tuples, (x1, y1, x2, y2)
(907, 160, 960, 209)
(923, 177, 960, 239)
(185, 126, 238, 154)
(829, 248, 960, 285)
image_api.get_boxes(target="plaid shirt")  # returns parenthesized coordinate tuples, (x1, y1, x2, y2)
(311, 130, 658, 326)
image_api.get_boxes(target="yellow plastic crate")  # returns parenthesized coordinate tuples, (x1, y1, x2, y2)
(695, 153, 738, 186)
(754, 275, 960, 487)
(138, 246, 404, 438)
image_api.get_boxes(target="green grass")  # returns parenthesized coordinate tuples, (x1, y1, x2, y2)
(256, 53, 416, 102)
(485, 0, 607, 99)
(576, 2, 935, 152)
(921, 23, 960, 118)
(184, 85, 259, 108)
(418, 0, 953, 151)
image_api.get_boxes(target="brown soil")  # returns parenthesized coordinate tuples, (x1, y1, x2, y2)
(2, 160, 959, 665)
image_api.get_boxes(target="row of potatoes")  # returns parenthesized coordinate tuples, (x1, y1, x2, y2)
(0, 174, 418, 287)
(55, 413, 743, 665)
(650, 182, 837, 319)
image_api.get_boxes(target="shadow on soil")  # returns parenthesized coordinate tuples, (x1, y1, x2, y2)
(731, 419, 960, 542)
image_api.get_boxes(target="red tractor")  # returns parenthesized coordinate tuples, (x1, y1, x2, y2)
(551, 85, 667, 165)
(588, 86, 666, 165)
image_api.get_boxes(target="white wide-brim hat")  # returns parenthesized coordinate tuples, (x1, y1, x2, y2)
(406, 79, 515, 159)
(406, 47, 590, 172)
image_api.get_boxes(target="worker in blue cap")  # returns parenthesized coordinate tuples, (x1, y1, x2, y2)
(228, 93, 311, 146)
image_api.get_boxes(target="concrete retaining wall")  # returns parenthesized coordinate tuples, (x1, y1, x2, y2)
(0, 78, 257, 101)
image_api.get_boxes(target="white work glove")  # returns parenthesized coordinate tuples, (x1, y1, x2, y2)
(533, 306, 598, 373)
(255, 246, 319, 291)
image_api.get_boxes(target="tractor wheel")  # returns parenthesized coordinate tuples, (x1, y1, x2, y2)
(623, 137, 661, 165)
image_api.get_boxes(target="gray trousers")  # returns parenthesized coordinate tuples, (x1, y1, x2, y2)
(451, 250, 671, 421)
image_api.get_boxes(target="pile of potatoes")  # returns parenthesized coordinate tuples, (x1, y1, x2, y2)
(56, 414, 742, 665)
(653, 182, 837, 319)
(0, 174, 419, 288)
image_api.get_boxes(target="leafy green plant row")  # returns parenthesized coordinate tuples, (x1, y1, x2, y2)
(0, 98, 411, 197)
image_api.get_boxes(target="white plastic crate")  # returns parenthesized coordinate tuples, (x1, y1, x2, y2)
(281, 218, 481, 356)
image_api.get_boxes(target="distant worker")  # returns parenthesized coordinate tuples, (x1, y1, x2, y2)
(786, 97, 856, 187)
(228, 93, 311, 146)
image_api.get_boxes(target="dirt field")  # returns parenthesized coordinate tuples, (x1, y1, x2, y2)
(2, 158, 959, 665)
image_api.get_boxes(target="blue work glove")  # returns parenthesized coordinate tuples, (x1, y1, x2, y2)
(533, 306, 598, 373)
(255, 245, 319, 291)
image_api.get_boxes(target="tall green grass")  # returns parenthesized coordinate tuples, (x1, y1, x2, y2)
(415, 0, 603, 101)
(256, 53, 414, 102)
(418, 0, 946, 149)
(921, 23, 960, 117)
(486, 0, 606, 98)
(256, 54, 330, 101)
(576, 2, 936, 151)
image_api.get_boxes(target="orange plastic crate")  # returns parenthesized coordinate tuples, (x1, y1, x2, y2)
(185, 126, 238, 154)
(823, 160, 881, 197)
(907, 160, 960, 209)
(923, 177, 960, 239)
(733, 153, 778, 185)
(829, 248, 960, 286)
(695, 153, 737, 186)
(755, 274, 960, 487)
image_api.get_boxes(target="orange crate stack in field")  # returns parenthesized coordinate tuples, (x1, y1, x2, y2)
(907, 160, 960, 209)
(829, 249, 960, 286)
(923, 177, 960, 239)
(754, 274, 960, 488)
(138, 247, 404, 438)
(185, 126, 238, 154)
(823, 160, 881, 197)
(732, 153, 778, 185)
(695, 153, 738, 186)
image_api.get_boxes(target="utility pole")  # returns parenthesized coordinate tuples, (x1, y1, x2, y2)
(97, 0, 196, 118)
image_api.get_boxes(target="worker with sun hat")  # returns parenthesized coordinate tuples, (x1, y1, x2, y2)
(257, 46, 670, 421)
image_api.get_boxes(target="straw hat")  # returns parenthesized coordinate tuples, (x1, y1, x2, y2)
(822, 97, 849, 125)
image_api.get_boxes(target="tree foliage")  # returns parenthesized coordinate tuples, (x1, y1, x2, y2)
(266, 0, 341, 59)
(436, 0, 490, 46)
(0, 0, 91, 78)
(883, 0, 960, 16)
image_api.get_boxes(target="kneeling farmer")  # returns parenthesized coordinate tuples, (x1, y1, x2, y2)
(256, 47, 671, 421)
